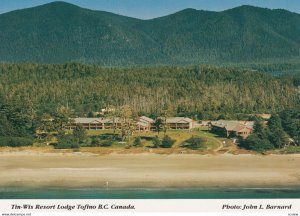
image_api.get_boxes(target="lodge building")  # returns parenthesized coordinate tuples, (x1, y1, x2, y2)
(66, 116, 195, 131)
(162, 117, 194, 130)
(210, 120, 254, 139)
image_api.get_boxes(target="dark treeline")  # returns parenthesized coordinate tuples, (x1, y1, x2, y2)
(0, 63, 299, 120)
(0, 63, 299, 150)
(249, 62, 300, 75)
(228, 61, 300, 76)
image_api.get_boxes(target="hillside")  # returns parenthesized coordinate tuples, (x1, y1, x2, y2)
(1, 63, 299, 118)
(0, 2, 300, 65)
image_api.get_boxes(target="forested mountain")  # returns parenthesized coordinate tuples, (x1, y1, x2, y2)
(0, 2, 300, 65)
(1, 63, 299, 119)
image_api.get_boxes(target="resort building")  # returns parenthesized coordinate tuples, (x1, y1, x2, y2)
(165, 117, 194, 130)
(67, 118, 103, 130)
(66, 116, 195, 131)
(210, 120, 254, 139)
(157, 117, 195, 130)
(100, 118, 123, 130)
(138, 116, 154, 132)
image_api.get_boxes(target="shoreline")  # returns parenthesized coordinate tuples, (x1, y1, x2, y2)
(2, 185, 300, 190)
(0, 152, 299, 188)
(2, 185, 300, 199)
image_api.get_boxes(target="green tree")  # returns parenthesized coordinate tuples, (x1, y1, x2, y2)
(105, 105, 119, 138)
(35, 113, 56, 141)
(267, 113, 290, 148)
(280, 108, 300, 145)
(161, 105, 172, 136)
(270, 128, 289, 148)
(119, 105, 135, 142)
(133, 137, 142, 147)
(244, 134, 274, 152)
(160, 135, 176, 148)
(73, 124, 86, 143)
(154, 118, 163, 134)
(0, 115, 13, 136)
(152, 136, 161, 148)
(54, 105, 74, 131)
(181, 136, 205, 149)
(0, 100, 36, 137)
(87, 111, 94, 117)
(253, 117, 264, 134)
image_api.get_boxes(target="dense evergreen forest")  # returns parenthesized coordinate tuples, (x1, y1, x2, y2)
(1, 2, 300, 65)
(0, 63, 299, 118)
(230, 62, 300, 75)
(0, 63, 299, 150)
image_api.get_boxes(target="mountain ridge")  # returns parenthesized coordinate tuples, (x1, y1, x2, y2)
(2, 2, 297, 18)
(0, 1, 300, 65)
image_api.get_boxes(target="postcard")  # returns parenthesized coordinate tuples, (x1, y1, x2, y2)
(0, 0, 299, 215)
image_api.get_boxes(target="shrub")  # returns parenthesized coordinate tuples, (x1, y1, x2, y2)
(80, 137, 92, 147)
(98, 133, 121, 141)
(55, 142, 80, 149)
(160, 135, 176, 148)
(91, 137, 102, 147)
(55, 135, 79, 149)
(151, 136, 161, 148)
(90, 137, 113, 147)
(133, 137, 142, 147)
(181, 136, 205, 149)
(282, 146, 300, 154)
(55, 142, 71, 149)
(99, 140, 113, 147)
(71, 142, 80, 149)
(0, 137, 33, 147)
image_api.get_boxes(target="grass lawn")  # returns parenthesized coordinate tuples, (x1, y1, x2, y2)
(86, 130, 115, 136)
(190, 128, 221, 150)
(85, 128, 221, 151)
(280, 146, 300, 154)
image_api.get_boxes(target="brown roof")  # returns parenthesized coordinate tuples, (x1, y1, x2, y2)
(139, 116, 154, 123)
(211, 120, 254, 132)
(160, 117, 193, 123)
(73, 118, 102, 124)
(137, 121, 149, 127)
(233, 125, 252, 132)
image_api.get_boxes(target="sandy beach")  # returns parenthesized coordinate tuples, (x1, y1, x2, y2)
(0, 152, 299, 188)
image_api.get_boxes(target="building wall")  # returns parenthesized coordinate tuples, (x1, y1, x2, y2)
(67, 118, 194, 131)
(236, 129, 252, 139)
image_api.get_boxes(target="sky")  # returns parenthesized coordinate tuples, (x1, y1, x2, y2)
(0, 0, 299, 19)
